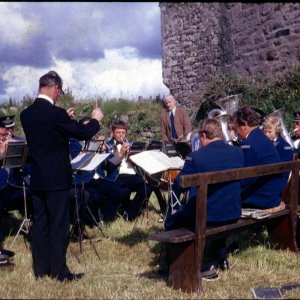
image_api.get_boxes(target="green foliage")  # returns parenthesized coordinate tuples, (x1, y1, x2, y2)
(6, 66, 300, 139)
(197, 65, 300, 130)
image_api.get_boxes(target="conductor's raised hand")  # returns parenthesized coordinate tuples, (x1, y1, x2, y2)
(92, 108, 104, 122)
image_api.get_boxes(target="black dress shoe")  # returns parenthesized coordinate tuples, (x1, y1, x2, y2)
(0, 248, 15, 258)
(56, 272, 85, 282)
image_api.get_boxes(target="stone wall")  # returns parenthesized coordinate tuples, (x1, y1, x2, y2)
(160, 3, 300, 108)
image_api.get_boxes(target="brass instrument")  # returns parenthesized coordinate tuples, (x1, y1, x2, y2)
(207, 94, 241, 145)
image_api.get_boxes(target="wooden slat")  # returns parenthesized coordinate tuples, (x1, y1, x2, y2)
(180, 160, 300, 187)
(149, 228, 195, 243)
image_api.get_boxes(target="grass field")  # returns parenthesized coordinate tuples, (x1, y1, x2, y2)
(1, 194, 300, 299)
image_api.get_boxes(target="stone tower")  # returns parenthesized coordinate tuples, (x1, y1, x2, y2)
(160, 3, 300, 108)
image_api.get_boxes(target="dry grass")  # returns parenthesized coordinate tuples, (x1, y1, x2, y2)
(1, 195, 300, 299)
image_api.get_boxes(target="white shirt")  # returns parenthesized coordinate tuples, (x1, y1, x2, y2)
(116, 144, 136, 175)
(38, 94, 54, 105)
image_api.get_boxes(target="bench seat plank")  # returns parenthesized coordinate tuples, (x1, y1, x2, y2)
(149, 228, 195, 243)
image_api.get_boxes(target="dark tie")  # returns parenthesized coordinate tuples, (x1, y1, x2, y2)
(170, 111, 177, 139)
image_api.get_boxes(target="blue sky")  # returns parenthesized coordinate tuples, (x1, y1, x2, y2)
(0, 2, 169, 103)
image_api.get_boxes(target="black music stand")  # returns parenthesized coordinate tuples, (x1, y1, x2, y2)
(2, 141, 30, 249)
(69, 151, 109, 259)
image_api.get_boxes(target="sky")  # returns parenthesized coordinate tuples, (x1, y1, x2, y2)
(0, 2, 170, 103)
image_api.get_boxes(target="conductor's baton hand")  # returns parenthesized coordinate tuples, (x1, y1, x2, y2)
(92, 108, 104, 122)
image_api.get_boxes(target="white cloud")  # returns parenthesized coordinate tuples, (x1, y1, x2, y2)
(0, 3, 38, 47)
(0, 2, 167, 103)
(2, 47, 169, 102)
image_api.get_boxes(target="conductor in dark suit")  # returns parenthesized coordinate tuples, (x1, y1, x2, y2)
(20, 70, 103, 282)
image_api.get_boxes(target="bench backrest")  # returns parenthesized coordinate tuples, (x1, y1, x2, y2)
(180, 160, 300, 250)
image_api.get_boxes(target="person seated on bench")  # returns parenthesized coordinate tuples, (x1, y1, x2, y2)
(0, 121, 32, 247)
(233, 107, 287, 210)
(164, 118, 244, 275)
(262, 115, 294, 188)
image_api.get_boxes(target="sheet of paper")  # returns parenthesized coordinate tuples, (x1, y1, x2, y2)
(129, 150, 184, 175)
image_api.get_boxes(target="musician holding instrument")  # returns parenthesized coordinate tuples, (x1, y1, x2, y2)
(104, 120, 152, 221)
(0, 122, 32, 250)
(262, 115, 294, 162)
(160, 95, 192, 143)
(69, 116, 130, 225)
(165, 118, 244, 279)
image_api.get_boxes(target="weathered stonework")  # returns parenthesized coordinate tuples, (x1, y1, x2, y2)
(160, 2, 300, 108)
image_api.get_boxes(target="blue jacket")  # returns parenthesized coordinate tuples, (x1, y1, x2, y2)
(240, 127, 285, 208)
(274, 135, 294, 162)
(173, 140, 244, 222)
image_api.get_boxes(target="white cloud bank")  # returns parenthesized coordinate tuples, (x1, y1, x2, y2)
(0, 2, 169, 103)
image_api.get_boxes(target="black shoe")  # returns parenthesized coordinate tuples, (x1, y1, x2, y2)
(216, 258, 229, 271)
(0, 261, 15, 270)
(201, 265, 219, 281)
(0, 248, 15, 258)
(55, 272, 85, 282)
(157, 269, 169, 277)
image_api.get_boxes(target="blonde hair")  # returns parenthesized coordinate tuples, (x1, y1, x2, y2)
(262, 115, 282, 136)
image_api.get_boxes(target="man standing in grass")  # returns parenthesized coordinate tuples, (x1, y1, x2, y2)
(21, 70, 103, 282)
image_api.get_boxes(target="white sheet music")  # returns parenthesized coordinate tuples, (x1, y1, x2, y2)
(129, 150, 184, 175)
(71, 152, 109, 171)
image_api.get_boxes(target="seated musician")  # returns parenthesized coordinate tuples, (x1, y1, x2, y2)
(69, 116, 130, 225)
(164, 118, 244, 278)
(104, 119, 152, 221)
(0, 122, 32, 247)
(262, 115, 294, 195)
(233, 106, 287, 210)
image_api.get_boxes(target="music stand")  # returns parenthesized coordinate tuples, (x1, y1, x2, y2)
(69, 151, 109, 259)
(2, 141, 30, 249)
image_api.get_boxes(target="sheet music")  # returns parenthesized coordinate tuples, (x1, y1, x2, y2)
(129, 150, 184, 175)
(71, 152, 109, 171)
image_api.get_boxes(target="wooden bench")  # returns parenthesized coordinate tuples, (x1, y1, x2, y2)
(149, 160, 300, 294)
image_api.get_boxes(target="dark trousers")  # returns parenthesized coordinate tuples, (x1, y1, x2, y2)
(116, 174, 152, 220)
(88, 179, 131, 221)
(0, 186, 31, 242)
(31, 189, 70, 279)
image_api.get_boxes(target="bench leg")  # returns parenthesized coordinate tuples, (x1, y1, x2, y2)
(267, 213, 298, 252)
(166, 241, 202, 294)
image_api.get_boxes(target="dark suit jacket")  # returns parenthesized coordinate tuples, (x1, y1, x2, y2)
(240, 127, 284, 208)
(20, 98, 100, 191)
(160, 106, 192, 142)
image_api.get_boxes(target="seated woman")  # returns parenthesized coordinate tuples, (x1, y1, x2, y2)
(262, 115, 294, 163)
